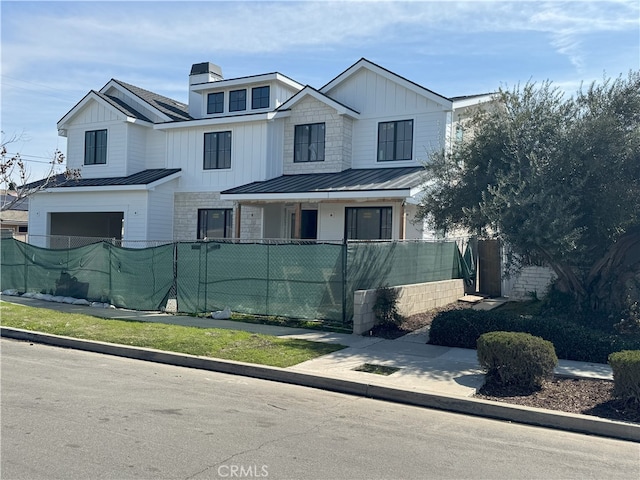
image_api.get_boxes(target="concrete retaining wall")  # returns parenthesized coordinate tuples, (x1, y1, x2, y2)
(353, 279, 465, 335)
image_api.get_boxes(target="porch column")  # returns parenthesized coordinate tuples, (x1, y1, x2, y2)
(399, 202, 406, 240)
(234, 203, 242, 239)
(294, 203, 302, 239)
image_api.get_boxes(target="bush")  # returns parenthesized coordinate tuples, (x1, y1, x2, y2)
(477, 331, 558, 391)
(608, 350, 640, 406)
(372, 285, 403, 326)
(428, 308, 640, 363)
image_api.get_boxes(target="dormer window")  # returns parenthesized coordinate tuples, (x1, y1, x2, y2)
(207, 92, 224, 114)
(229, 89, 246, 112)
(84, 129, 107, 165)
(251, 86, 270, 109)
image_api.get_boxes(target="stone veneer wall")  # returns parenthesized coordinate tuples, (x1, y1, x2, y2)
(173, 192, 235, 241)
(283, 96, 351, 174)
(352, 279, 465, 335)
(239, 205, 263, 239)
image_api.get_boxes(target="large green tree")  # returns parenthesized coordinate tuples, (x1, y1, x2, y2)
(417, 72, 640, 317)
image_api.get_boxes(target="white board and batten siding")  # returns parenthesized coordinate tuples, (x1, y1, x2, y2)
(166, 121, 271, 192)
(65, 99, 167, 179)
(324, 68, 450, 169)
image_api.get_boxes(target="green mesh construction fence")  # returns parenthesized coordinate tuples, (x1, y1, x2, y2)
(345, 241, 466, 318)
(1, 238, 468, 324)
(175, 242, 344, 322)
(0, 239, 173, 311)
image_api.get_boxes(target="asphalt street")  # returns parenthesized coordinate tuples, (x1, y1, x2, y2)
(2, 339, 639, 480)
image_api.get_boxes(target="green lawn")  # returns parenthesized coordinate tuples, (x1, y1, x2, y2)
(0, 302, 345, 368)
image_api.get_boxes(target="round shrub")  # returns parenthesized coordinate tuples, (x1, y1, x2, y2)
(477, 331, 558, 391)
(608, 350, 640, 406)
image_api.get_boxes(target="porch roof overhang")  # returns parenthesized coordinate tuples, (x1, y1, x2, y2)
(220, 167, 426, 202)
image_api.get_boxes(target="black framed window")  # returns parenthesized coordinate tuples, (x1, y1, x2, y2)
(251, 86, 270, 109)
(84, 129, 107, 165)
(203, 131, 232, 169)
(229, 89, 246, 112)
(207, 92, 224, 114)
(198, 209, 233, 239)
(377, 120, 413, 162)
(294, 123, 325, 162)
(345, 207, 392, 240)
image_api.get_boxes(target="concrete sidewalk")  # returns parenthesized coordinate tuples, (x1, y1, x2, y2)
(1, 295, 636, 443)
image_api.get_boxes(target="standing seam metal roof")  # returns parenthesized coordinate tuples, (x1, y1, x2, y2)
(221, 167, 425, 195)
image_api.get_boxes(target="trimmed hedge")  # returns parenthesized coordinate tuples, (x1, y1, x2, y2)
(477, 331, 558, 390)
(609, 350, 640, 405)
(428, 309, 640, 364)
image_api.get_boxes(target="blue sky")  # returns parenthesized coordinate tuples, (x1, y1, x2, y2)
(2, 0, 638, 181)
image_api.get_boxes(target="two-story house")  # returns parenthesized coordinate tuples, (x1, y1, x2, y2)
(26, 58, 492, 247)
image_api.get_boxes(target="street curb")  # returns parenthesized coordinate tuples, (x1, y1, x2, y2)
(2, 326, 639, 443)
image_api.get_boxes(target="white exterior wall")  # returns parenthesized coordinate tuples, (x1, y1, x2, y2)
(317, 201, 403, 242)
(146, 182, 177, 241)
(324, 68, 449, 169)
(126, 124, 148, 175)
(27, 190, 151, 247)
(283, 96, 352, 174)
(167, 121, 269, 192)
(64, 102, 129, 178)
(145, 129, 167, 169)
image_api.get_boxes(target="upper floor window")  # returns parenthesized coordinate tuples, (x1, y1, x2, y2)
(84, 129, 107, 165)
(229, 89, 246, 112)
(207, 92, 224, 114)
(377, 120, 413, 162)
(251, 86, 270, 109)
(204, 131, 232, 170)
(294, 123, 325, 163)
(198, 208, 233, 239)
(345, 207, 392, 240)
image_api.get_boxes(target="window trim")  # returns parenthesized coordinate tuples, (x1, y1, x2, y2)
(203, 131, 232, 170)
(251, 86, 270, 110)
(197, 208, 233, 239)
(229, 89, 247, 112)
(207, 92, 224, 114)
(377, 119, 413, 162)
(84, 129, 108, 165)
(294, 122, 326, 163)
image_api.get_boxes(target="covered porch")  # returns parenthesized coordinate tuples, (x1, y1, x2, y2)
(220, 167, 428, 242)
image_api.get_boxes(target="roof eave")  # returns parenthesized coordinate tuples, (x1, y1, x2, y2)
(221, 189, 413, 202)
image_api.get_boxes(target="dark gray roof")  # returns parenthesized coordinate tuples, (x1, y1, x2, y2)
(0, 195, 28, 211)
(24, 169, 181, 190)
(450, 92, 495, 101)
(94, 91, 154, 122)
(111, 80, 192, 122)
(222, 167, 424, 195)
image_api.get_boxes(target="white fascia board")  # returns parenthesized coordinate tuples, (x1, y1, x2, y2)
(221, 189, 411, 202)
(277, 87, 359, 118)
(321, 59, 452, 110)
(126, 117, 154, 127)
(190, 73, 302, 92)
(154, 112, 274, 130)
(57, 92, 124, 129)
(452, 94, 495, 109)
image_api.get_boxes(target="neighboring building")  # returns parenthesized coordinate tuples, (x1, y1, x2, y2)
(26, 58, 493, 247)
(1, 193, 29, 241)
